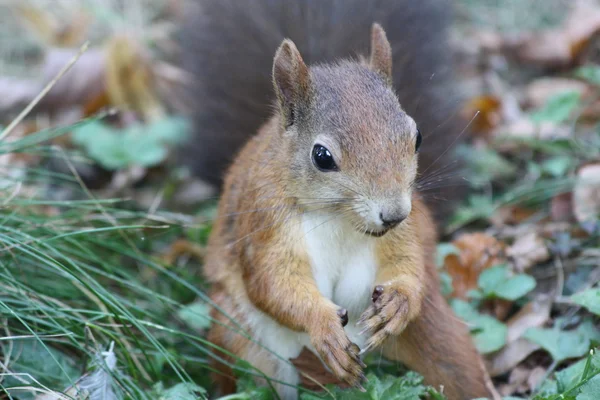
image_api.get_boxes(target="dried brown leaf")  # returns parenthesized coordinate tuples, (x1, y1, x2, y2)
(490, 339, 542, 378)
(573, 162, 600, 224)
(493, 118, 571, 142)
(488, 297, 551, 376)
(443, 233, 506, 299)
(105, 36, 164, 121)
(462, 95, 503, 136)
(501, 0, 600, 68)
(498, 366, 546, 396)
(292, 347, 347, 390)
(491, 206, 538, 227)
(506, 296, 552, 343)
(506, 232, 550, 272)
(551, 192, 575, 222)
(16, 5, 90, 47)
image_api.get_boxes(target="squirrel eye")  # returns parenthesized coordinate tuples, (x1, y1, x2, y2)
(415, 129, 422, 152)
(312, 144, 338, 172)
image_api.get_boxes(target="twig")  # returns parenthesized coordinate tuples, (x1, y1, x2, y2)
(0, 41, 90, 141)
(554, 256, 565, 300)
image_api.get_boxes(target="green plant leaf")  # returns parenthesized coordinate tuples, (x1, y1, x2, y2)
(439, 271, 453, 298)
(477, 264, 536, 301)
(71, 117, 188, 170)
(436, 243, 459, 268)
(572, 289, 600, 316)
(531, 91, 581, 124)
(478, 265, 507, 294)
(451, 299, 507, 354)
(154, 382, 207, 400)
(556, 350, 600, 392)
(578, 377, 600, 400)
(177, 300, 212, 330)
(524, 321, 600, 362)
(449, 195, 496, 231)
(542, 156, 572, 178)
(575, 65, 600, 86)
(495, 274, 537, 301)
(300, 372, 444, 400)
(458, 145, 517, 188)
(2, 339, 79, 400)
(147, 116, 190, 144)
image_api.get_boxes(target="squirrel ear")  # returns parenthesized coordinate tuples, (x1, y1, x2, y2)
(273, 39, 310, 127)
(369, 23, 393, 84)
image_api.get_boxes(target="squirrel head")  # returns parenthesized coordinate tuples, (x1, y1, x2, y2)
(272, 24, 421, 237)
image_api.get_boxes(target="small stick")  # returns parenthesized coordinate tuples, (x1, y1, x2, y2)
(0, 41, 90, 141)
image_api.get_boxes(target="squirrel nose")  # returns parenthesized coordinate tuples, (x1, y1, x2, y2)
(379, 212, 406, 228)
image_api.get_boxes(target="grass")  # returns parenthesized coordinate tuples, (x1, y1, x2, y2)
(0, 119, 217, 399)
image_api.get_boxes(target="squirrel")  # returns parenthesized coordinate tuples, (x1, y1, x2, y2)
(179, 0, 468, 218)
(196, 18, 495, 400)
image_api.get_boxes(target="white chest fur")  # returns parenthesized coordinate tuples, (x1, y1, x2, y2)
(302, 213, 378, 330)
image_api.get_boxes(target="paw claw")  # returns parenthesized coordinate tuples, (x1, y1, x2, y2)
(372, 285, 385, 302)
(359, 285, 410, 353)
(337, 308, 349, 327)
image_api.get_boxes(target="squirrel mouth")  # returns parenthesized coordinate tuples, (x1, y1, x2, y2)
(364, 228, 391, 237)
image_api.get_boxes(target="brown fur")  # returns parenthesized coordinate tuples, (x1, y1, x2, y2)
(203, 26, 494, 400)
(180, 0, 467, 219)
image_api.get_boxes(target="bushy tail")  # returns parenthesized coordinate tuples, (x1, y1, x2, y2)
(180, 0, 466, 208)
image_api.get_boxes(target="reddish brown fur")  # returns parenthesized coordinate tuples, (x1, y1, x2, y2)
(203, 25, 495, 400)
(204, 118, 494, 399)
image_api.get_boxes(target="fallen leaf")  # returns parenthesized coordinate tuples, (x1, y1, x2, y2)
(573, 163, 600, 224)
(506, 232, 551, 272)
(499, 0, 600, 69)
(499, 366, 546, 396)
(486, 296, 553, 376)
(462, 95, 503, 135)
(506, 296, 553, 343)
(551, 192, 575, 222)
(292, 347, 347, 390)
(525, 78, 589, 109)
(491, 206, 537, 227)
(527, 367, 547, 393)
(443, 233, 506, 299)
(105, 35, 164, 121)
(499, 366, 530, 396)
(39, 48, 106, 113)
(489, 339, 542, 377)
(493, 118, 572, 143)
(16, 5, 91, 47)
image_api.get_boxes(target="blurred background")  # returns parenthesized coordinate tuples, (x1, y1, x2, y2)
(0, 0, 599, 399)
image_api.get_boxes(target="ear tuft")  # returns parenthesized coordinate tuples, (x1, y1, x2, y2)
(369, 23, 393, 84)
(273, 39, 310, 127)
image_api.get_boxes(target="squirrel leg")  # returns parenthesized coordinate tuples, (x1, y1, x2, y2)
(207, 290, 305, 399)
(379, 278, 496, 400)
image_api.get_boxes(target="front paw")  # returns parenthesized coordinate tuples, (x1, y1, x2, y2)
(310, 312, 366, 389)
(357, 285, 410, 354)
